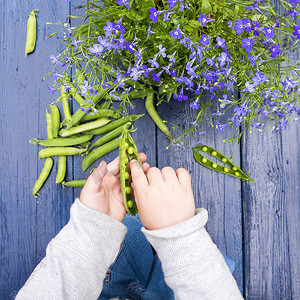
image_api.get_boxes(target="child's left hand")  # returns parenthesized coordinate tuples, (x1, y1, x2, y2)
(80, 153, 149, 222)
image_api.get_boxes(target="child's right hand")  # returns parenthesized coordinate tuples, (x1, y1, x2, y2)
(130, 161, 196, 230)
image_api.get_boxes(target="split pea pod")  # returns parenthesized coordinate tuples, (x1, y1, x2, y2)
(85, 114, 144, 135)
(192, 145, 254, 182)
(30, 134, 93, 147)
(119, 130, 141, 215)
(32, 157, 53, 197)
(81, 109, 120, 122)
(39, 147, 87, 159)
(56, 155, 67, 184)
(46, 110, 53, 139)
(61, 85, 72, 124)
(88, 122, 131, 153)
(49, 104, 60, 138)
(82, 138, 120, 171)
(62, 180, 86, 188)
(59, 118, 111, 137)
(145, 92, 172, 141)
(25, 9, 38, 56)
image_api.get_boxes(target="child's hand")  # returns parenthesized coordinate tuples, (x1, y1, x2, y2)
(130, 161, 195, 230)
(80, 154, 149, 222)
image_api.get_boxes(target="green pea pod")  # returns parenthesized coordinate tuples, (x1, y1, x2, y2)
(145, 93, 172, 141)
(81, 109, 120, 122)
(46, 110, 53, 139)
(82, 138, 120, 171)
(61, 85, 72, 124)
(87, 122, 131, 153)
(32, 157, 53, 197)
(56, 155, 67, 184)
(62, 180, 87, 188)
(49, 104, 60, 138)
(85, 114, 144, 135)
(59, 118, 111, 137)
(192, 145, 254, 182)
(30, 134, 93, 147)
(39, 147, 87, 158)
(119, 130, 141, 216)
(25, 9, 38, 56)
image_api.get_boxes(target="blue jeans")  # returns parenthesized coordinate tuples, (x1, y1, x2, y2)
(99, 214, 235, 300)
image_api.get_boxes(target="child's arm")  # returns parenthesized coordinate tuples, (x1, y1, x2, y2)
(130, 161, 244, 300)
(16, 155, 149, 300)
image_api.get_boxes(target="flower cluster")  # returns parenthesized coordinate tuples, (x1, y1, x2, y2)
(49, 0, 300, 144)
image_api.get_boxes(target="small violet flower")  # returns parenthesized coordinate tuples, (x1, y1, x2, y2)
(170, 25, 182, 39)
(197, 13, 214, 27)
(116, 0, 130, 10)
(269, 44, 281, 58)
(200, 34, 210, 47)
(167, 0, 178, 9)
(293, 26, 300, 39)
(263, 27, 274, 39)
(70, 37, 82, 51)
(214, 36, 226, 49)
(149, 7, 159, 23)
(241, 38, 256, 53)
(173, 88, 188, 102)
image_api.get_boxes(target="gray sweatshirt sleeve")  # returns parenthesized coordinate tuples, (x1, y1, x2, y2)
(16, 198, 127, 300)
(141, 208, 244, 300)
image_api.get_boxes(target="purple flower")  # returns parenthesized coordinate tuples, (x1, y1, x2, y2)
(206, 57, 214, 66)
(263, 27, 274, 39)
(52, 68, 63, 82)
(227, 20, 233, 28)
(251, 20, 261, 36)
(102, 81, 111, 89)
(142, 65, 150, 78)
(134, 47, 144, 60)
(167, 51, 176, 63)
(252, 71, 268, 86)
(293, 26, 300, 39)
(151, 72, 161, 83)
(113, 72, 125, 89)
(149, 7, 158, 23)
(167, 0, 178, 9)
(88, 44, 103, 58)
(103, 21, 116, 37)
(148, 56, 159, 68)
(248, 54, 256, 66)
(125, 42, 135, 53)
(117, 0, 130, 10)
(234, 102, 252, 117)
(115, 35, 126, 50)
(147, 26, 154, 38)
(215, 123, 228, 134)
(242, 18, 252, 33)
(219, 94, 232, 108)
(47, 85, 57, 94)
(114, 18, 126, 35)
(80, 107, 92, 115)
(246, 1, 259, 10)
(130, 67, 143, 81)
(290, 0, 300, 6)
(214, 36, 226, 49)
(197, 13, 214, 27)
(164, 11, 175, 21)
(242, 81, 255, 93)
(241, 38, 256, 52)
(70, 37, 82, 51)
(233, 20, 244, 35)
(173, 88, 188, 102)
(200, 34, 210, 47)
(217, 52, 230, 67)
(80, 80, 91, 96)
(98, 36, 110, 48)
(190, 98, 200, 110)
(281, 77, 298, 90)
(170, 25, 182, 39)
(157, 44, 166, 58)
(269, 44, 281, 58)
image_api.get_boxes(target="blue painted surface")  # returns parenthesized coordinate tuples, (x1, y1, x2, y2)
(0, 1, 299, 299)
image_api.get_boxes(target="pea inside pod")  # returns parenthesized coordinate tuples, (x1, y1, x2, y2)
(192, 145, 254, 182)
(119, 129, 142, 215)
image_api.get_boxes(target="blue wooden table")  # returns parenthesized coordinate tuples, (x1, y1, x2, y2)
(1, 1, 299, 299)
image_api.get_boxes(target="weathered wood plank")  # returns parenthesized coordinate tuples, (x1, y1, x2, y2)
(157, 95, 244, 292)
(0, 1, 70, 298)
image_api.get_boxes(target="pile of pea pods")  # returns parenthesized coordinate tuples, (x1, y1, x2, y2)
(30, 84, 143, 199)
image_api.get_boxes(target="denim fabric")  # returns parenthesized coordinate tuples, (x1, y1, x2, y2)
(99, 214, 235, 300)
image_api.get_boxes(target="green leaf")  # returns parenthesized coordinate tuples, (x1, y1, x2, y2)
(202, 0, 212, 14)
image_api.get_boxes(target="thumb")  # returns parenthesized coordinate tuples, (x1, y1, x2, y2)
(85, 160, 107, 192)
(130, 160, 148, 196)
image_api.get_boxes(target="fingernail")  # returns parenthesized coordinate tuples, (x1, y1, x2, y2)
(131, 159, 141, 169)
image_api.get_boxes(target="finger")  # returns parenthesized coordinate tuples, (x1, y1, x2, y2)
(107, 156, 120, 176)
(161, 166, 178, 182)
(176, 168, 192, 189)
(130, 160, 148, 194)
(85, 160, 108, 193)
(147, 167, 163, 185)
(142, 162, 150, 173)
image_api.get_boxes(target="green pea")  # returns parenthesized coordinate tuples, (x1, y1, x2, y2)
(234, 171, 240, 176)
(202, 157, 207, 163)
(125, 142, 129, 149)
(125, 186, 131, 194)
(224, 167, 229, 173)
(202, 146, 208, 152)
(124, 172, 130, 180)
(127, 201, 133, 208)
(233, 166, 238, 171)
(124, 156, 129, 164)
(128, 147, 134, 154)
(222, 158, 227, 163)
(212, 163, 218, 168)
(212, 151, 217, 156)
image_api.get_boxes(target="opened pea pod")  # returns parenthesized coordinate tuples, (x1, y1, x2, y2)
(192, 145, 254, 182)
(119, 129, 143, 215)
